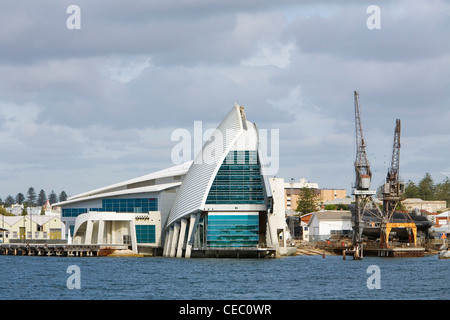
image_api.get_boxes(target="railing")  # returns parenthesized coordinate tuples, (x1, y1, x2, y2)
(194, 245, 274, 251)
(9, 239, 68, 244)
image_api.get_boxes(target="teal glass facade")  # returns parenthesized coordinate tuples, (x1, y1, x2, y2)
(62, 198, 158, 217)
(205, 150, 264, 205)
(62, 208, 87, 218)
(203, 150, 265, 248)
(136, 225, 156, 243)
(207, 214, 259, 247)
(91, 198, 158, 213)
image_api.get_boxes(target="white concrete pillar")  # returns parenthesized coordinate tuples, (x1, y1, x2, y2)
(267, 213, 278, 249)
(106, 221, 110, 243)
(163, 229, 170, 257)
(164, 227, 174, 257)
(184, 214, 198, 259)
(85, 219, 94, 244)
(129, 218, 138, 253)
(111, 221, 116, 244)
(169, 222, 180, 257)
(97, 218, 105, 245)
(176, 219, 188, 258)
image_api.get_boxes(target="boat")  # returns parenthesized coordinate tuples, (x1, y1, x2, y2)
(356, 209, 433, 240)
(438, 247, 450, 259)
(438, 233, 449, 259)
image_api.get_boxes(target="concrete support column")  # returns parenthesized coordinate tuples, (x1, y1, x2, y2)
(176, 218, 188, 258)
(164, 227, 174, 257)
(163, 229, 170, 257)
(112, 221, 116, 244)
(85, 219, 94, 245)
(184, 213, 198, 259)
(97, 218, 105, 245)
(129, 218, 138, 253)
(169, 222, 180, 258)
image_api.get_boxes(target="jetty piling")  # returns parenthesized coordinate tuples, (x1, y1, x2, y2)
(0, 243, 131, 257)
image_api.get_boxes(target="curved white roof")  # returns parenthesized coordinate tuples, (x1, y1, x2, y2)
(55, 182, 182, 207)
(166, 104, 262, 227)
(56, 161, 192, 207)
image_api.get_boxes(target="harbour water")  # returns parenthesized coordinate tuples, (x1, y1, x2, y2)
(0, 254, 448, 300)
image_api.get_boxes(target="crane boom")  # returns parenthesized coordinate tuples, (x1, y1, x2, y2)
(354, 90, 372, 190)
(383, 119, 404, 218)
(352, 90, 382, 259)
(388, 119, 401, 185)
(351, 92, 416, 253)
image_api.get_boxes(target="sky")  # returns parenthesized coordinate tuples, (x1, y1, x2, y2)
(0, 0, 449, 199)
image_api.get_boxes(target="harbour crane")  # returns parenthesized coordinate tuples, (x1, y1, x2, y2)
(351, 91, 384, 259)
(382, 119, 404, 220)
(381, 119, 417, 246)
(354, 91, 372, 191)
(351, 93, 421, 254)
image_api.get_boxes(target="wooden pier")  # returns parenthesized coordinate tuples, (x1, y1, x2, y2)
(315, 239, 426, 258)
(0, 243, 129, 257)
(191, 247, 277, 258)
(367, 247, 425, 257)
(342, 246, 425, 258)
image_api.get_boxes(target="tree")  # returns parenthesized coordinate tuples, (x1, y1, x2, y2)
(418, 173, 434, 200)
(5, 195, 15, 206)
(37, 189, 47, 206)
(21, 202, 28, 215)
(403, 173, 450, 206)
(0, 207, 14, 216)
(15, 193, 25, 205)
(59, 191, 68, 202)
(435, 177, 450, 207)
(404, 180, 420, 198)
(296, 187, 318, 215)
(27, 187, 37, 206)
(48, 190, 58, 204)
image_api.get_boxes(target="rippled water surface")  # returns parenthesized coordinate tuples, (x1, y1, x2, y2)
(0, 254, 448, 300)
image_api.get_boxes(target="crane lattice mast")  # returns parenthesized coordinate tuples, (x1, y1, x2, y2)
(383, 119, 403, 219)
(352, 91, 384, 259)
(354, 91, 372, 190)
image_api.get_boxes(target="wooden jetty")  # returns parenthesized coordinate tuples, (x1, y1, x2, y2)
(190, 247, 277, 258)
(312, 239, 426, 259)
(0, 243, 129, 257)
(342, 246, 425, 258)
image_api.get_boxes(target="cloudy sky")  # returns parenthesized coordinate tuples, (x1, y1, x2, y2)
(0, 0, 449, 199)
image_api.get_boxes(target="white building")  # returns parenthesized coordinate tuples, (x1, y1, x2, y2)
(284, 178, 319, 190)
(306, 211, 352, 242)
(164, 104, 282, 258)
(0, 215, 63, 243)
(402, 198, 447, 213)
(55, 161, 192, 256)
(268, 177, 291, 246)
(6, 204, 24, 216)
(56, 104, 288, 258)
(432, 211, 450, 236)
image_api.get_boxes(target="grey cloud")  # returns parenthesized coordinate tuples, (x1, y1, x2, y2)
(287, 1, 450, 62)
(0, 1, 449, 196)
(0, 1, 295, 66)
